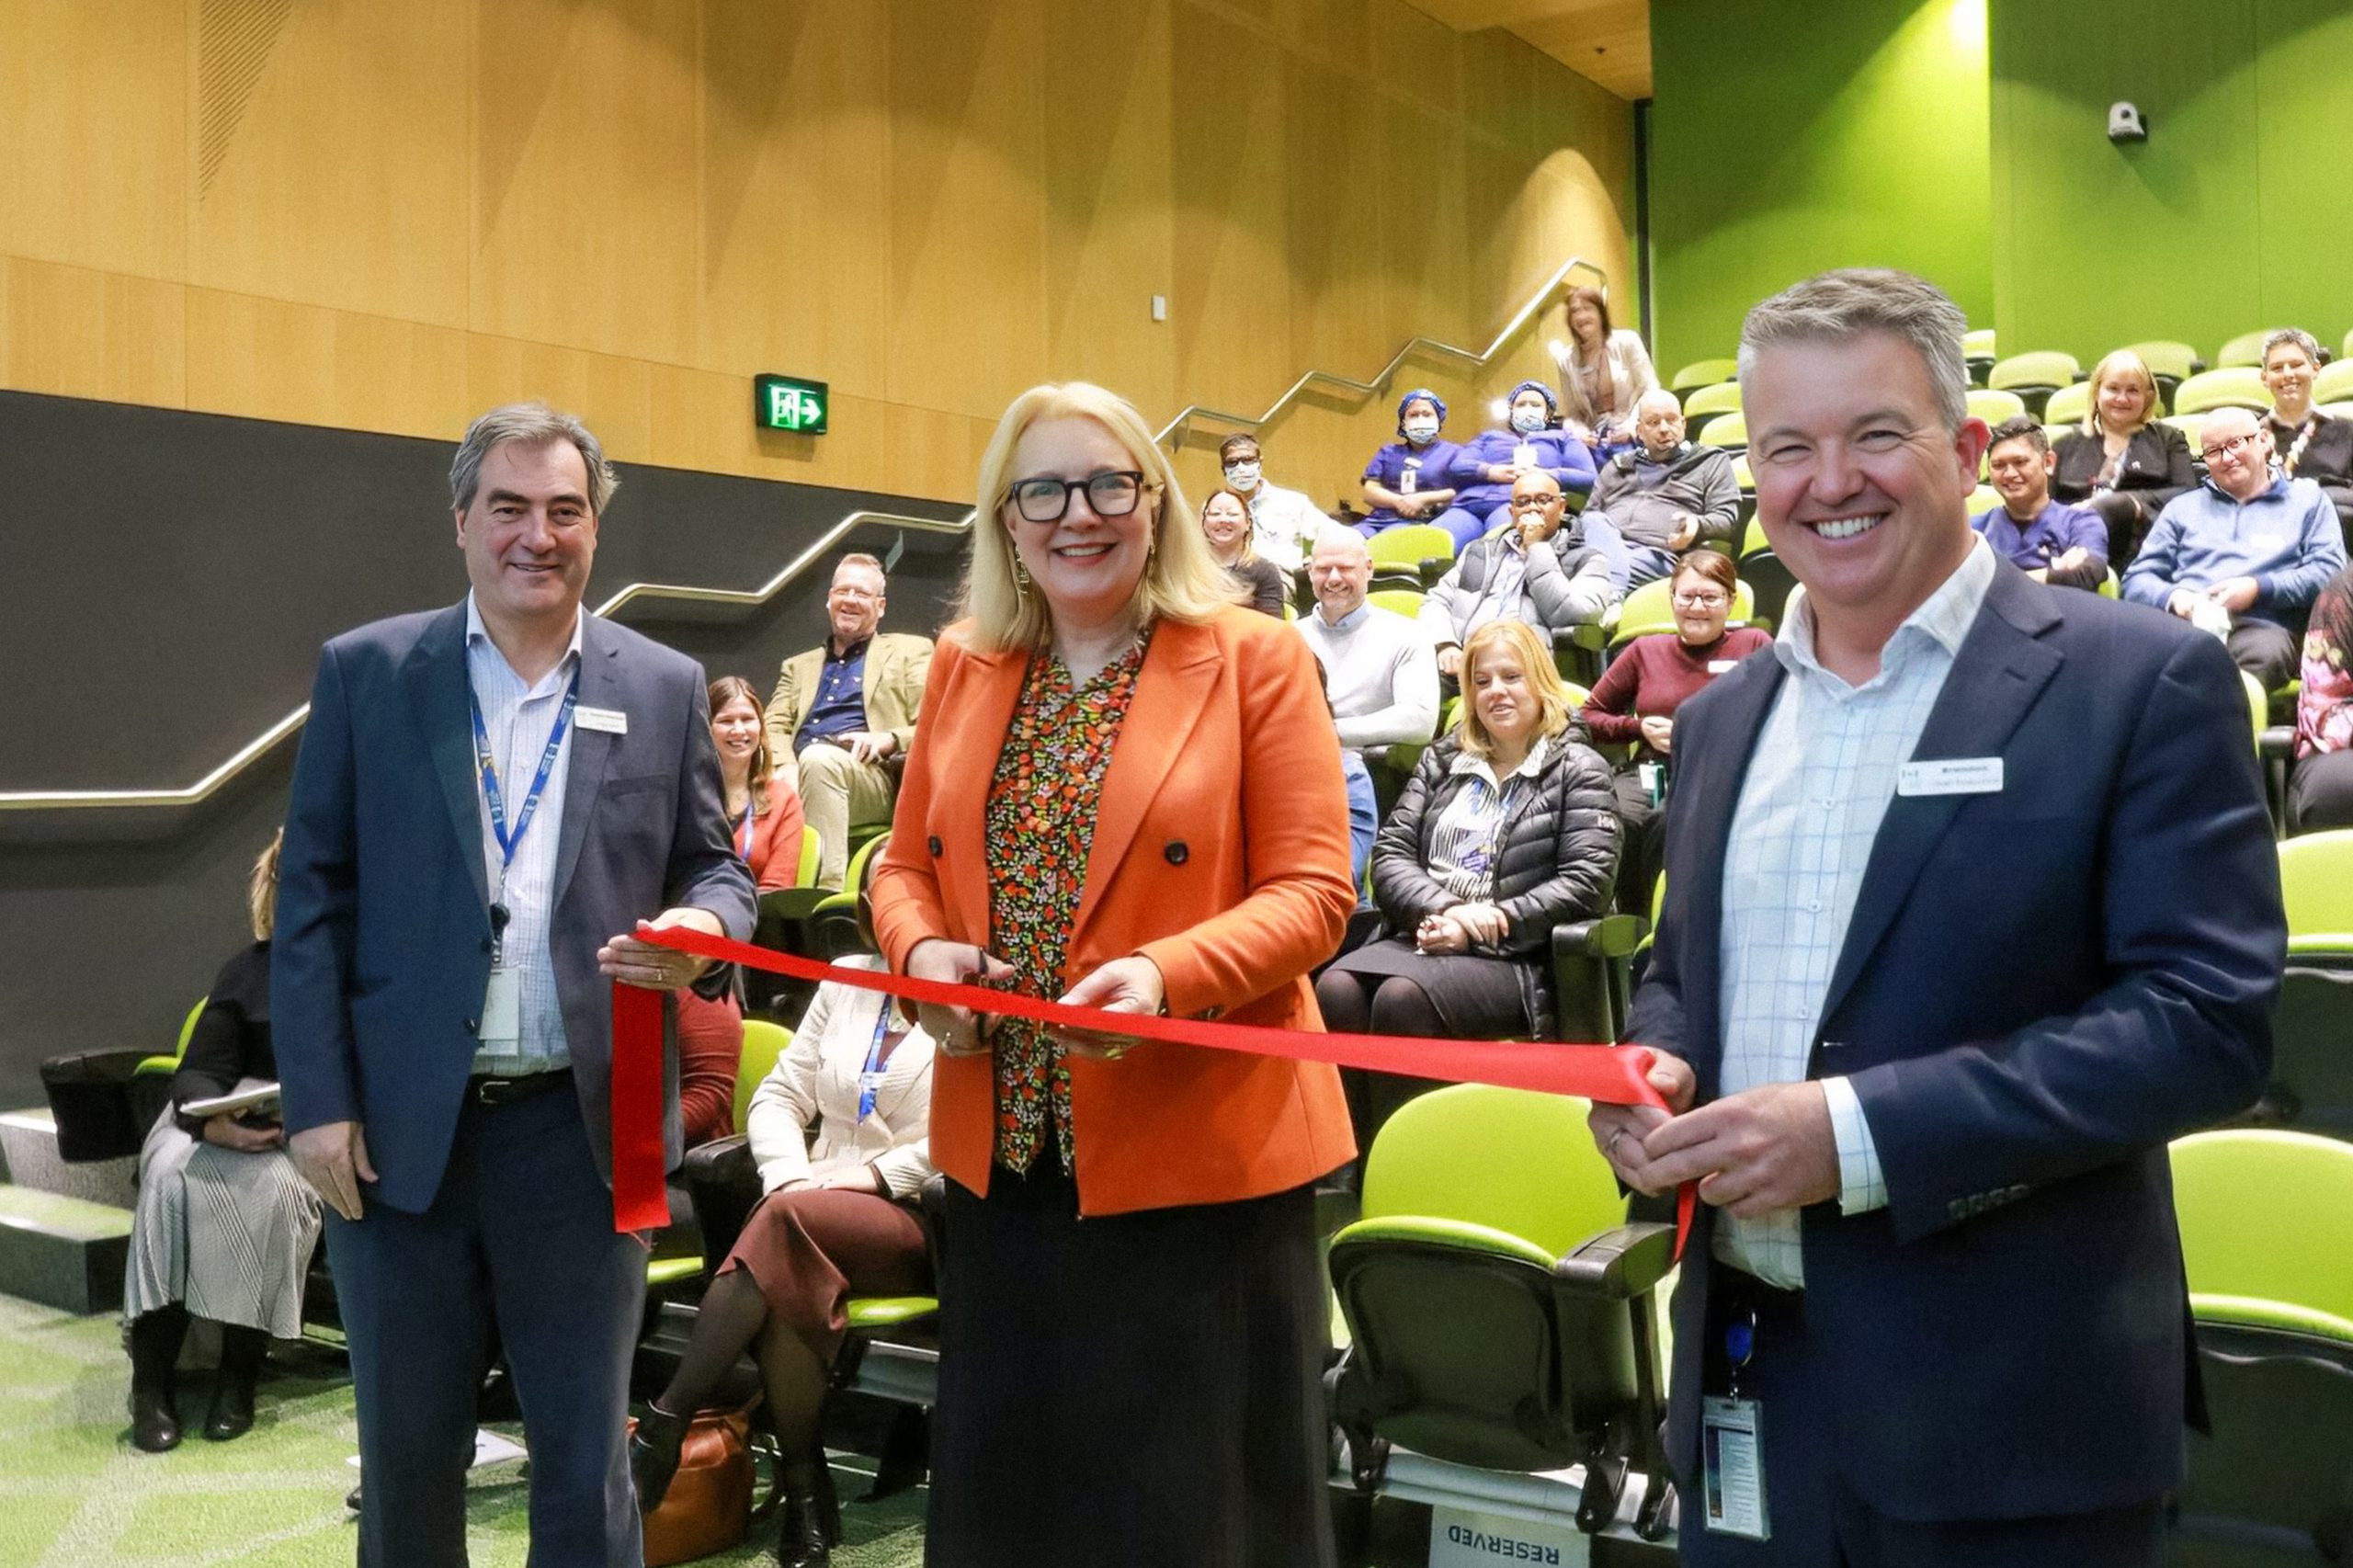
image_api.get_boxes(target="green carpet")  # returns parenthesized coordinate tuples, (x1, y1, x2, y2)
(0, 1294, 926, 1566)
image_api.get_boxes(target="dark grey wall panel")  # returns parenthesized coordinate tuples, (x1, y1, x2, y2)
(0, 390, 970, 1109)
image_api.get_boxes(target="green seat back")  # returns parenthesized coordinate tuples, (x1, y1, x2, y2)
(2214, 329, 2283, 370)
(2279, 831, 2353, 939)
(1366, 587, 1424, 619)
(140, 996, 210, 1077)
(2042, 382, 2092, 427)
(1968, 483, 2001, 517)
(845, 830, 890, 896)
(1359, 1085, 1621, 1259)
(734, 1020, 791, 1134)
(2323, 401, 2353, 425)
(1962, 327, 1997, 360)
(793, 824, 820, 887)
(1988, 349, 2082, 393)
(1365, 523, 1455, 574)
(1670, 357, 1738, 392)
(1682, 381, 1743, 419)
(1966, 389, 2026, 425)
(2164, 412, 2207, 454)
(2172, 1130, 2353, 1335)
(2172, 368, 2269, 416)
(1731, 452, 1754, 493)
(2120, 339, 2200, 383)
(1739, 517, 1769, 558)
(2098, 568, 2119, 598)
(2312, 360, 2353, 407)
(1694, 411, 1747, 449)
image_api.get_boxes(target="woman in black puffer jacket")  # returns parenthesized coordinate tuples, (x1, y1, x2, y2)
(1318, 618, 1620, 1056)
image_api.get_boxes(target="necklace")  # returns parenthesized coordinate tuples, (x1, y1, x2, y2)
(2280, 414, 2321, 476)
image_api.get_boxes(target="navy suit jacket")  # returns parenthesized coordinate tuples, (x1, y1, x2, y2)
(1631, 561, 2282, 1520)
(273, 602, 757, 1215)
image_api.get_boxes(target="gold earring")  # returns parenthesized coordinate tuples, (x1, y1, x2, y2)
(1011, 556, 1031, 597)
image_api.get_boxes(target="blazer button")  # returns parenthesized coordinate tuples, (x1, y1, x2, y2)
(1165, 841, 1188, 865)
(481, 937, 494, 955)
(927, 835, 943, 857)
(464, 1017, 479, 1035)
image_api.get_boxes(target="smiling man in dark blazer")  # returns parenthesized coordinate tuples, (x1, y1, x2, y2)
(1589, 271, 2281, 1567)
(273, 403, 756, 1567)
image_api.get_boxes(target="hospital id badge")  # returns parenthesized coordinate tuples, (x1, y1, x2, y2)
(1701, 1395, 1770, 1540)
(480, 964, 522, 1050)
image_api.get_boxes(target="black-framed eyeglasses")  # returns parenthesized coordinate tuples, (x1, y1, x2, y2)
(2200, 433, 2257, 464)
(1508, 493, 1563, 511)
(1004, 471, 1155, 524)
(1672, 591, 1728, 609)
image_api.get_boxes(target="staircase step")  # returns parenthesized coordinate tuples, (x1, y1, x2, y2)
(0, 1107, 139, 1209)
(0, 1181, 131, 1315)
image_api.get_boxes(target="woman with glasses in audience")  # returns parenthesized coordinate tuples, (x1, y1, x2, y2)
(2261, 328, 2353, 532)
(1552, 285, 1658, 450)
(1199, 484, 1288, 617)
(123, 831, 323, 1453)
(2052, 348, 2196, 563)
(870, 381, 1357, 1568)
(1358, 387, 1483, 548)
(1447, 380, 1598, 532)
(1317, 619, 1620, 1141)
(1578, 550, 1770, 913)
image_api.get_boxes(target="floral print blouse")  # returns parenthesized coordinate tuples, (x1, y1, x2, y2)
(2300, 569, 2353, 757)
(985, 634, 1149, 1173)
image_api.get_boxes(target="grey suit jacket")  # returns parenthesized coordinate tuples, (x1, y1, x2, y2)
(273, 601, 757, 1214)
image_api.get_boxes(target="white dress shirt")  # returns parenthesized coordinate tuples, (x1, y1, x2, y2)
(1245, 481, 1326, 573)
(465, 594, 584, 1075)
(1713, 540, 1995, 1288)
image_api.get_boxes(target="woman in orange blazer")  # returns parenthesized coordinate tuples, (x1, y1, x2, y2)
(869, 381, 1356, 1568)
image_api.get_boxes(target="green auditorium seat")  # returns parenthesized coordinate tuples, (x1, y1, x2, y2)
(1736, 518, 1796, 632)
(1608, 576, 1755, 647)
(2278, 830, 2353, 956)
(2172, 368, 2270, 416)
(1366, 586, 1424, 619)
(2215, 329, 2287, 370)
(2041, 381, 2092, 427)
(1987, 350, 2083, 418)
(811, 830, 892, 957)
(1669, 357, 1737, 394)
(1694, 410, 1746, 450)
(2167, 1130, 2353, 1564)
(1966, 388, 2027, 426)
(1963, 328, 1997, 385)
(1326, 1084, 1677, 1540)
(1968, 483, 2001, 517)
(733, 1019, 790, 1136)
(2324, 402, 2353, 425)
(1364, 522, 1457, 588)
(2257, 967, 2353, 1140)
(1681, 381, 1743, 437)
(2165, 412, 2208, 455)
(2313, 360, 2353, 407)
(2120, 339, 2202, 398)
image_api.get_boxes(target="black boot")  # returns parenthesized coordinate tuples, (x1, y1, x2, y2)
(629, 1402, 689, 1512)
(204, 1324, 267, 1440)
(127, 1306, 188, 1453)
(861, 1407, 928, 1502)
(776, 1485, 833, 1568)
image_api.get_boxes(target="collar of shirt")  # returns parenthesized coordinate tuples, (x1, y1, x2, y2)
(825, 633, 874, 665)
(1774, 538, 1995, 694)
(1449, 731, 1552, 790)
(464, 591, 585, 694)
(2199, 472, 2290, 507)
(1319, 602, 1371, 632)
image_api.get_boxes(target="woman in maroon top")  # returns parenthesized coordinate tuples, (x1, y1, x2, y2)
(1580, 549, 1770, 911)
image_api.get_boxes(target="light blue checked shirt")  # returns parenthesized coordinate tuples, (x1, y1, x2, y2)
(466, 594, 585, 1076)
(1714, 540, 1996, 1289)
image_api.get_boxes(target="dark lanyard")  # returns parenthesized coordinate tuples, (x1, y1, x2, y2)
(858, 1002, 893, 1120)
(469, 671, 580, 872)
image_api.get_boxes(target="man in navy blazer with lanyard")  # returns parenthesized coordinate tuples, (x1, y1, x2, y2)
(274, 403, 756, 1565)
(1588, 271, 2281, 1566)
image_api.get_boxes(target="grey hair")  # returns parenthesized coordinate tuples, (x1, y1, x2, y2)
(835, 551, 887, 584)
(2264, 327, 2322, 368)
(1736, 268, 1971, 433)
(449, 401, 620, 516)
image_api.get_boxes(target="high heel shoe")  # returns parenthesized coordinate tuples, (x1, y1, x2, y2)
(629, 1403, 689, 1512)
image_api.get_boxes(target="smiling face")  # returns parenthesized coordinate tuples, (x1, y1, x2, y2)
(1669, 563, 1732, 644)
(1308, 531, 1372, 619)
(1001, 415, 1156, 629)
(2200, 407, 2275, 503)
(1985, 435, 2054, 514)
(1200, 491, 1250, 557)
(1467, 640, 1540, 749)
(454, 437, 597, 631)
(1747, 331, 1985, 644)
(2096, 367, 2152, 433)
(710, 694, 763, 778)
(2265, 341, 2318, 415)
(825, 560, 886, 646)
(1569, 299, 1603, 348)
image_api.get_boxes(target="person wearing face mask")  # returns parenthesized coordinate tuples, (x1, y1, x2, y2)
(1359, 389, 1482, 548)
(1446, 380, 1597, 528)
(1587, 388, 1745, 584)
(1199, 484, 1289, 617)
(1418, 471, 1619, 680)
(2259, 328, 2353, 536)
(2051, 349, 2196, 564)
(1217, 432, 1325, 574)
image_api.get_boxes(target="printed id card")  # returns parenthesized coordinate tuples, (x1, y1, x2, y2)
(1701, 1395, 1769, 1540)
(480, 964, 522, 1050)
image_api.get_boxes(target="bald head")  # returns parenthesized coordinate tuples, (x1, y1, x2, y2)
(1633, 389, 1687, 456)
(2199, 406, 2273, 502)
(1309, 524, 1373, 621)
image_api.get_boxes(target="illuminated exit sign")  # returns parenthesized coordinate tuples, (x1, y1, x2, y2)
(755, 374, 829, 435)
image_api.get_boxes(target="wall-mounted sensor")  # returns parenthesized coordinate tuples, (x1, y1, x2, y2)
(2108, 102, 2148, 143)
(1151, 294, 1167, 322)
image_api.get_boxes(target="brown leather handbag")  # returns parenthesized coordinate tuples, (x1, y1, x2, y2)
(631, 1406, 762, 1565)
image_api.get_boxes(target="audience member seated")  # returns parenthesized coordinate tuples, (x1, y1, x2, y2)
(123, 831, 323, 1454)
(1296, 525, 1440, 761)
(633, 950, 935, 1567)
(2121, 406, 2347, 690)
(711, 675, 806, 893)
(1417, 472, 1618, 680)
(1358, 389, 1482, 548)
(1199, 485, 1287, 617)
(1578, 550, 1771, 912)
(2052, 348, 2196, 562)
(1586, 388, 1743, 583)
(1316, 619, 1619, 1143)
(762, 553, 933, 891)
(2292, 562, 2353, 829)
(1218, 431, 1325, 574)
(1445, 380, 1597, 529)
(1551, 284, 1658, 448)
(1972, 415, 2109, 589)
(2261, 327, 2353, 534)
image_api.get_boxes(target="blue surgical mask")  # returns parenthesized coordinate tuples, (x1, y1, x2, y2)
(1510, 407, 1547, 436)
(1223, 461, 1262, 492)
(1403, 420, 1440, 445)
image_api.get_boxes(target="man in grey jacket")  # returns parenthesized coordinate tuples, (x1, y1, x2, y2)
(1420, 471, 1620, 677)
(1588, 387, 1744, 584)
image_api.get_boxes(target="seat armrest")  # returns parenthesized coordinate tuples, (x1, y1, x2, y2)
(1553, 1221, 1677, 1300)
(2259, 725, 2295, 761)
(1554, 914, 1646, 961)
(680, 1134, 760, 1269)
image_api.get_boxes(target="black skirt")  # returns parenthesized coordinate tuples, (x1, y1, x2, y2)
(1322, 934, 1534, 1037)
(926, 1162, 1336, 1568)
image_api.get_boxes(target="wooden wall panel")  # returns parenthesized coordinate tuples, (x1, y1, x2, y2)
(0, 260, 188, 410)
(184, 290, 468, 439)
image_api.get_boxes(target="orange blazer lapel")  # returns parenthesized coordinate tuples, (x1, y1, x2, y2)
(1070, 619, 1220, 946)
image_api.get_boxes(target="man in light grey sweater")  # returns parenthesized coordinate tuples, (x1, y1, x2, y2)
(1417, 471, 1619, 677)
(1296, 525, 1439, 758)
(1587, 388, 1744, 584)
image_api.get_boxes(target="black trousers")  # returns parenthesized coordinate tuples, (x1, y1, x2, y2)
(2290, 748, 2353, 832)
(2224, 619, 2300, 693)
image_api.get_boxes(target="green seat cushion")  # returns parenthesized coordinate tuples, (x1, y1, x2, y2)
(845, 1295, 938, 1329)
(2192, 1291, 2353, 1348)
(1331, 1215, 1562, 1273)
(645, 1256, 703, 1290)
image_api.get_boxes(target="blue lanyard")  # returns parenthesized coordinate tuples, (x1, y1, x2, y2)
(734, 801, 756, 862)
(858, 1002, 893, 1120)
(469, 672, 580, 870)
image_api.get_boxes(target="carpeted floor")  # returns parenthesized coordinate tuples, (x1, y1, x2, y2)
(0, 1293, 926, 1567)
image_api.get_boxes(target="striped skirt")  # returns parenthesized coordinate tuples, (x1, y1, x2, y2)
(122, 1096, 322, 1337)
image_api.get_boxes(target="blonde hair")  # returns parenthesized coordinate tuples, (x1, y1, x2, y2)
(962, 383, 1236, 651)
(707, 676, 777, 816)
(1200, 484, 1259, 567)
(2083, 350, 2161, 438)
(249, 829, 283, 942)
(1456, 620, 1574, 761)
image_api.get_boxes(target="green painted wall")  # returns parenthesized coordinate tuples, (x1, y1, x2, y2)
(1647, 0, 1995, 376)
(1990, 0, 2353, 366)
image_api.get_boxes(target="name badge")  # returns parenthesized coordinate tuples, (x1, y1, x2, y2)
(1701, 1396, 1770, 1540)
(574, 705, 629, 734)
(1513, 442, 1539, 469)
(480, 964, 521, 1048)
(1898, 756, 2004, 797)
(1707, 659, 1738, 674)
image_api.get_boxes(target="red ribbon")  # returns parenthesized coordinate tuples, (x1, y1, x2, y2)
(610, 926, 1693, 1255)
